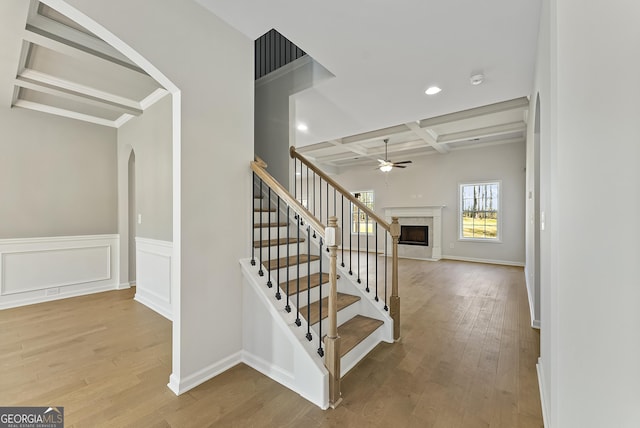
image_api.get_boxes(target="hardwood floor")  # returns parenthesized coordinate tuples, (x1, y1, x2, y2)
(0, 259, 542, 427)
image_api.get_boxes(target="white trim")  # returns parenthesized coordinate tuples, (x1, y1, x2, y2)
(524, 266, 541, 329)
(0, 234, 119, 310)
(0, 283, 119, 310)
(0, 234, 119, 245)
(167, 351, 243, 395)
(118, 282, 132, 289)
(537, 358, 550, 428)
(139, 88, 169, 109)
(458, 181, 502, 242)
(442, 255, 524, 267)
(13, 99, 118, 127)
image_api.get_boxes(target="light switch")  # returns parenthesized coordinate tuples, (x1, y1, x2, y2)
(138, 214, 142, 224)
(540, 211, 545, 231)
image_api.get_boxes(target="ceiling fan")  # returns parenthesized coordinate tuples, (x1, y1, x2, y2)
(377, 139, 412, 172)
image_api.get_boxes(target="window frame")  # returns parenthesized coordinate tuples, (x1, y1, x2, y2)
(458, 181, 502, 243)
(350, 190, 375, 235)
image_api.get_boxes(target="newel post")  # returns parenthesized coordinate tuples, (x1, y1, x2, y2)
(390, 216, 401, 341)
(325, 216, 342, 408)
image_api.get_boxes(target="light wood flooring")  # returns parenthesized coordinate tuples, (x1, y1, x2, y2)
(0, 259, 542, 427)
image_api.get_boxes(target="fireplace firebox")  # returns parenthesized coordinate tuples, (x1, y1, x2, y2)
(399, 225, 428, 246)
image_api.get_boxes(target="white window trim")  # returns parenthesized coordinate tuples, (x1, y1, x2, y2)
(350, 190, 375, 235)
(458, 180, 502, 243)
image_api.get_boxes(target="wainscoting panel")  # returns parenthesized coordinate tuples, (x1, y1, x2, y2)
(0, 235, 120, 309)
(135, 237, 172, 320)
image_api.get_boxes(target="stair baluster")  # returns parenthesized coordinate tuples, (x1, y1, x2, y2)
(251, 172, 256, 266)
(267, 187, 272, 288)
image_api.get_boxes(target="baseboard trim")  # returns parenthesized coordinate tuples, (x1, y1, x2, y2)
(167, 351, 243, 395)
(0, 283, 119, 310)
(524, 269, 541, 329)
(134, 292, 172, 321)
(537, 358, 549, 427)
(118, 282, 132, 289)
(442, 255, 525, 267)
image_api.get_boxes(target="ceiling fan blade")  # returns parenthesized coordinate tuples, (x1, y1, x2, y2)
(377, 159, 386, 164)
(394, 165, 407, 168)
(392, 160, 412, 165)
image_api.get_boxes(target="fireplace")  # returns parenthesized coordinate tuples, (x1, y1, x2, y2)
(399, 225, 428, 246)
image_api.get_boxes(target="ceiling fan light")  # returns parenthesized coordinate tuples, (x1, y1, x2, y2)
(380, 164, 393, 172)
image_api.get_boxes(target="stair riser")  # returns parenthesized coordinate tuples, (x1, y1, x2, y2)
(253, 226, 289, 237)
(310, 302, 361, 338)
(274, 262, 321, 280)
(254, 211, 282, 222)
(256, 243, 305, 261)
(284, 284, 330, 307)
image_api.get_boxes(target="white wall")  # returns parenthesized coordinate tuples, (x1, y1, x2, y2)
(534, 0, 640, 426)
(329, 142, 526, 265)
(63, 0, 253, 393)
(118, 95, 173, 242)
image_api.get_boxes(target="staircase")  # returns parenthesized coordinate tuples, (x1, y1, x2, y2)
(240, 152, 400, 409)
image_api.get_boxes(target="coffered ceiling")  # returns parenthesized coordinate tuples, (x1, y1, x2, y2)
(10, 0, 167, 128)
(297, 97, 529, 169)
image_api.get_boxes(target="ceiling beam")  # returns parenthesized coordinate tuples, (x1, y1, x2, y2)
(405, 121, 449, 154)
(13, 99, 117, 127)
(296, 141, 336, 153)
(436, 121, 526, 144)
(25, 9, 144, 73)
(419, 97, 529, 128)
(340, 124, 411, 145)
(15, 75, 143, 116)
(23, 28, 146, 74)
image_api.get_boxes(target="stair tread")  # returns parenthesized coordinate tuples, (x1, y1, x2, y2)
(253, 237, 304, 248)
(281, 272, 336, 294)
(335, 315, 384, 357)
(299, 293, 361, 326)
(265, 254, 320, 271)
(254, 208, 276, 212)
(253, 222, 289, 228)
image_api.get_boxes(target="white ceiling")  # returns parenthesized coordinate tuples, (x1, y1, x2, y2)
(10, 0, 167, 128)
(6, 0, 541, 162)
(196, 0, 542, 158)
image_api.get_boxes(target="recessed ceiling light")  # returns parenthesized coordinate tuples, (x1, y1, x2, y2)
(297, 123, 308, 132)
(425, 86, 441, 95)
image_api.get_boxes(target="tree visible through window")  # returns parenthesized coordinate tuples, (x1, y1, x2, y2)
(460, 182, 500, 240)
(351, 191, 374, 234)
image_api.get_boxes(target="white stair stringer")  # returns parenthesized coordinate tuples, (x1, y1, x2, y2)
(240, 258, 329, 409)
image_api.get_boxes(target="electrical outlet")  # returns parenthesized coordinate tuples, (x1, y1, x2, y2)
(45, 287, 59, 296)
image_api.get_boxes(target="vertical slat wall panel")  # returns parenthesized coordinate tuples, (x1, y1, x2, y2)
(255, 29, 307, 80)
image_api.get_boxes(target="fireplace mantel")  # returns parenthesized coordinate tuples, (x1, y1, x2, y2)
(383, 206, 445, 260)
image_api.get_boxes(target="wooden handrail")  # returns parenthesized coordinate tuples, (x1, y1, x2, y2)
(251, 160, 326, 239)
(290, 146, 390, 232)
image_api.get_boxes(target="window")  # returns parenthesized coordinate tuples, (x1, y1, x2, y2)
(459, 182, 500, 240)
(351, 191, 374, 234)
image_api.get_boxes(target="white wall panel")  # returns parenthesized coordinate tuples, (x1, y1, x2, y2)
(135, 237, 172, 320)
(0, 235, 120, 309)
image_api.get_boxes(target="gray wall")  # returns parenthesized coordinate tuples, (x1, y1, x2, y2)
(255, 58, 331, 187)
(66, 0, 254, 387)
(330, 142, 526, 265)
(0, 107, 117, 239)
(118, 95, 172, 242)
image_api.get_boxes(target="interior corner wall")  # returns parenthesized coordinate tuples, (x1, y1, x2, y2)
(255, 58, 315, 188)
(0, 107, 117, 239)
(540, 0, 640, 426)
(63, 0, 253, 390)
(332, 142, 526, 265)
(118, 95, 173, 242)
